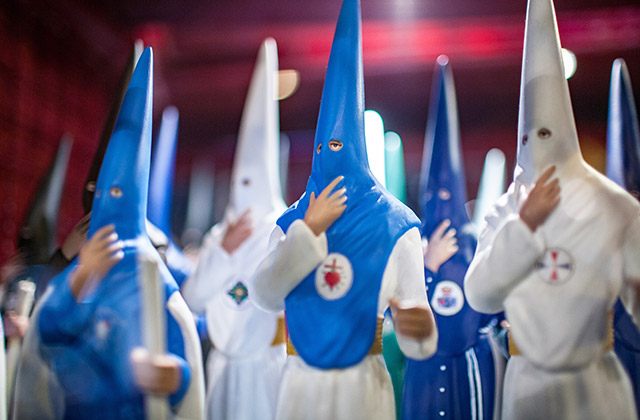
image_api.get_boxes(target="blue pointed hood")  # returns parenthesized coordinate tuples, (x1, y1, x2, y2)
(18, 135, 73, 264)
(83, 41, 144, 214)
(278, 0, 397, 232)
(607, 59, 640, 198)
(308, 0, 372, 193)
(419, 56, 470, 239)
(88, 47, 153, 240)
(148, 106, 179, 237)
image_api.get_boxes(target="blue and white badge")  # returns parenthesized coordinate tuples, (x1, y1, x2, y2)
(315, 253, 353, 300)
(431, 280, 464, 316)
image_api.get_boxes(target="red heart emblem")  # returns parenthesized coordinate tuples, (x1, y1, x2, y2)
(324, 271, 340, 289)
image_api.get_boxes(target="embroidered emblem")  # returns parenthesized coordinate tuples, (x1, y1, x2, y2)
(431, 280, 464, 316)
(227, 281, 249, 305)
(535, 248, 574, 284)
(315, 253, 353, 300)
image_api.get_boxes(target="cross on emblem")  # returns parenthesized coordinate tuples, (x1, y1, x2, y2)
(535, 248, 574, 284)
(315, 253, 353, 300)
(227, 281, 249, 305)
(323, 258, 343, 290)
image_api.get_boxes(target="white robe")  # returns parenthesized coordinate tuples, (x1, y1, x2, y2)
(465, 169, 640, 420)
(252, 220, 438, 420)
(182, 213, 285, 420)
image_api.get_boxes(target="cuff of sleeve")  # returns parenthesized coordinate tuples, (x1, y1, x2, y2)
(510, 215, 546, 255)
(209, 239, 232, 261)
(288, 219, 328, 256)
(251, 220, 328, 312)
(169, 357, 191, 408)
(396, 328, 438, 361)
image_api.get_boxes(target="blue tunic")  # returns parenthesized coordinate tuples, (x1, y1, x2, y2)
(403, 266, 496, 420)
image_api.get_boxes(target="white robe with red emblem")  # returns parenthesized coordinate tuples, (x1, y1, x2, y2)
(465, 170, 640, 420)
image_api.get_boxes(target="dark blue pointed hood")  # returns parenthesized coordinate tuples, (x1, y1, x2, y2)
(18, 135, 73, 264)
(419, 56, 471, 240)
(88, 47, 153, 240)
(607, 58, 640, 198)
(149, 106, 179, 237)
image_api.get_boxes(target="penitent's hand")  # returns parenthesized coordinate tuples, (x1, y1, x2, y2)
(389, 298, 435, 340)
(4, 312, 29, 339)
(519, 166, 561, 232)
(61, 213, 91, 260)
(303, 176, 347, 236)
(131, 348, 181, 395)
(71, 225, 124, 299)
(424, 219, 458, 272)
(221, 209, 253, 254)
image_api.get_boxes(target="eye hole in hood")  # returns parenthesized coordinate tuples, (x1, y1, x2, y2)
(110, 186, 123, 198)
(329, 139, 343, 152)
(538, 128, 552, 139)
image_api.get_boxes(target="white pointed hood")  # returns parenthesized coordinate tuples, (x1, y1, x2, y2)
(515, 0, 586, 185)
(227, 38, 286, 220)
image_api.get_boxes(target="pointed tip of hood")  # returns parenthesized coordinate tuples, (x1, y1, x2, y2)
(128, 47, 152, 90)
(112, 47, 152, 134)
(310, 0, 369, 190)
(522, 0, 565, 82)
(18, 135, 74, 262)
(82, 42, 147, 214)
(515, 0, 582, 184)
(420, 57, 469, 234)
(227, 38, 286, 218)
(607, 58, 640, 190)
(149, 105, 180, 236)
(88, 46, 154, 239)
(436, 54, 450, 69)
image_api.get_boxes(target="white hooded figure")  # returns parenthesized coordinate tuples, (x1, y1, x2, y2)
(464, 0, 640, 419)
(181, 38, 288, 420)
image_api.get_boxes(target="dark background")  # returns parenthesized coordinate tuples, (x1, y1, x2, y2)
(1, 0, 639, 263)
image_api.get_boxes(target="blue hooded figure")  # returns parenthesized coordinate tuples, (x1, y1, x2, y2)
(607, 58, 640, 412)
(148, 106, 193, 287)
(251, 1, 436, 418)
(276, 0, 420, 370)
(403, 56, 497, 420)
(36, 47, 204, 420)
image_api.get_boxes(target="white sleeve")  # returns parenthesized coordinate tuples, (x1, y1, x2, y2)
(464, 188, 546, 314)
(620, 212, 640, 326)
(181, 225, 232, 313)
(388, 227, 438, 360)
(250, 220, 328, 312)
